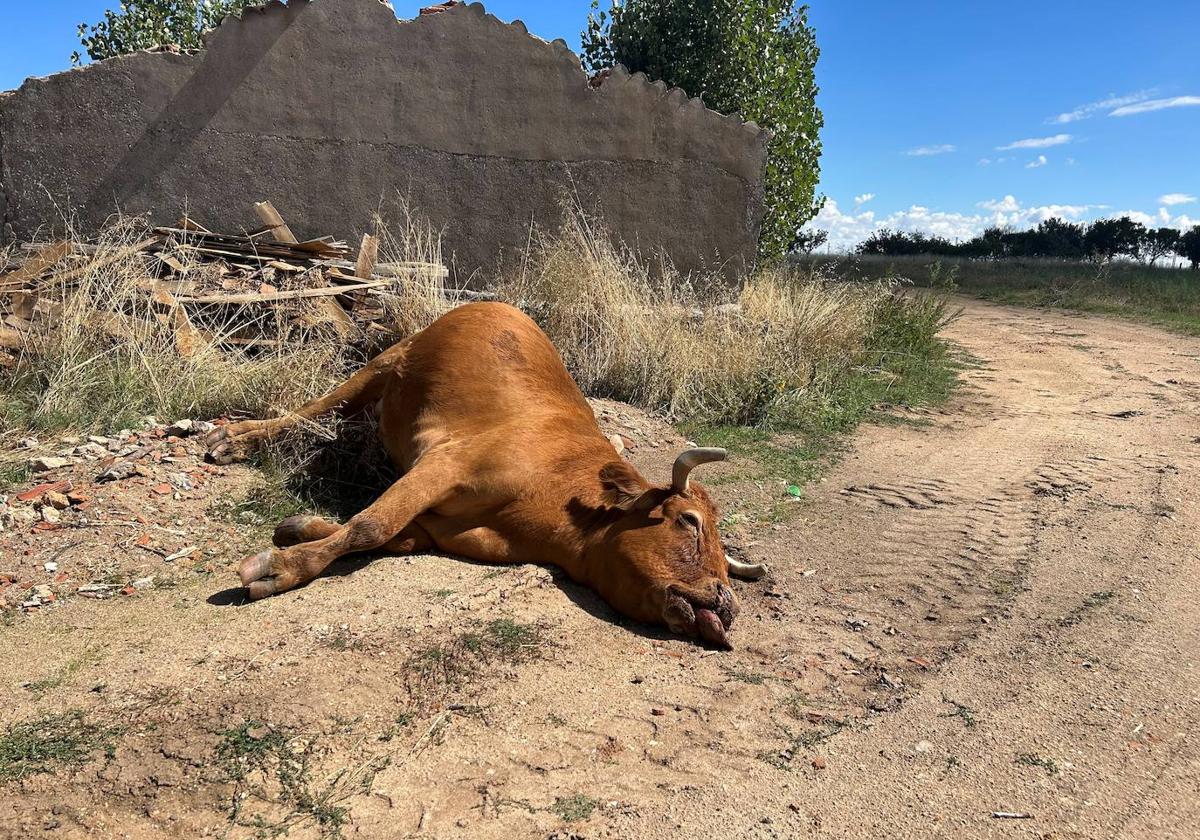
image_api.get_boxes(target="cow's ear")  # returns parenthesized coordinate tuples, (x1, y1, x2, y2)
(599, 461, 653, 511)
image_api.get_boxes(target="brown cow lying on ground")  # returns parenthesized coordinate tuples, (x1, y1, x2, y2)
(206, 302, 767, 649)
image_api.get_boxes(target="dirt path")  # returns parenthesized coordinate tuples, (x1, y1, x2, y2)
(2, 298, 1198, 839)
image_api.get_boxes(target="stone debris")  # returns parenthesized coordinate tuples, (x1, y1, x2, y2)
(29, 456, 71, 472)
(42, 491, 70, 510)
(1, 417, 232, 615)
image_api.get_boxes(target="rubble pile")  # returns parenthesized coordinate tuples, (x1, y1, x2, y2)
(0, 201, 454, 364)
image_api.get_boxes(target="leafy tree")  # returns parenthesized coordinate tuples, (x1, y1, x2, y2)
(1177, 227, 1200, 270)
(858, 228, 953, 257)
(73, 0, 253, 65)
(1030, 218, 1086, 259)
(582, 0, 824, 262)
(852, 216, 1187, 266)
(1143, 227, 1181, 266)
(792, 228, 828, 256)
(1084, 216, 1145, 262)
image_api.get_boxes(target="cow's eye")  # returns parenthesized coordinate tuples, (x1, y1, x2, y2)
(679, 511, 703, 533)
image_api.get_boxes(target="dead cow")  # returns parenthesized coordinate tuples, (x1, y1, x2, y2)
(207, 302, 768, 648)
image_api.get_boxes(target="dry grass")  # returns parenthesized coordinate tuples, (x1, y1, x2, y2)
(371, 197, 452, 339)
(0, 198, 453, 436)
(500, 210, 929, 426)
(2, 206, 953, 461)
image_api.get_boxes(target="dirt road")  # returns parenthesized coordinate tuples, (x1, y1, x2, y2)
(2, 298, 1198, 839)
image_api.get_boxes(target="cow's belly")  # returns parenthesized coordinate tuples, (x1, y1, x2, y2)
(416, 515, 524, 566)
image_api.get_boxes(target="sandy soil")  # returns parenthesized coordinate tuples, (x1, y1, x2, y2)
(1, 298, 1197, 839)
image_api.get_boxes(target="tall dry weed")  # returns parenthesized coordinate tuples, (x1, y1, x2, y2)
(499, 211, 898, 426)
(371, 196, 452, 338)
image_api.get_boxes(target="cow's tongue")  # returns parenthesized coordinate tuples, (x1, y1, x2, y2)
(695, 608, 732, 650)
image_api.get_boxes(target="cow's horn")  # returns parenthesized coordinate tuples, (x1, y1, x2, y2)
(671, 447, 727, 492)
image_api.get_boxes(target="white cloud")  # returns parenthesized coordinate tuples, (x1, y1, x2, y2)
(997, 134, 1072, 151)
(905, 144, 956, 157)
(1110, 95, 1200, 117)
(1050, 91, 1155, 124)
(1110, 209, 1158, 227)
(1026, 155, 1048, 169)
(854, 193, 876, 206)
(1159, 193, 1196, 206)
(977, 195, 1021, 213)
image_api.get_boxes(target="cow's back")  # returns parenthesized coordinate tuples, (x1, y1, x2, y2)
(378, 303, 601, 466)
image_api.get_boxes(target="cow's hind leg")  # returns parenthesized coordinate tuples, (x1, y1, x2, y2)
(239, 452, 457, 599)
(207, 339, 409, 465)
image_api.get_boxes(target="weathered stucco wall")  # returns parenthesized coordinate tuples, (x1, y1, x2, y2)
(0, 0, 768, 281)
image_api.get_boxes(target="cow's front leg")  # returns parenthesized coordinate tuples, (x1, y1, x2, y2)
(238, 453, 458, 599)
(272, 514, 435, 554)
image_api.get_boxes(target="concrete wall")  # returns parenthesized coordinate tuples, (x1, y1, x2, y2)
(0, 0, 769, 282)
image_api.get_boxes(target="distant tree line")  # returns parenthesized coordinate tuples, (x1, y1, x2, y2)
(856, 217, 1200, 269)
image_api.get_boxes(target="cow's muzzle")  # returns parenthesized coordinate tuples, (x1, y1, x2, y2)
(663, 581, 739, 650)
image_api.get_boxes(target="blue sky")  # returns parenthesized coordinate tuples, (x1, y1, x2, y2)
(2, 1, 1198, 248)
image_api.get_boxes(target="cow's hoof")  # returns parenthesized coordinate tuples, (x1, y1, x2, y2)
(207, 433, 249, 465)
(239, 550, 279, 600)
(205, 423, 261, 465)
(273, 515, 318, 548)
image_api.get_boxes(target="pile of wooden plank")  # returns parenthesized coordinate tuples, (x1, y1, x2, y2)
(0, 202, 454, 364)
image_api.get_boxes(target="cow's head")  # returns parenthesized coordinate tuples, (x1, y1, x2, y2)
(593, 448, 739, 649)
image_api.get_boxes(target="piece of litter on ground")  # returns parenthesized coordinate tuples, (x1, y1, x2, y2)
(164, 546, 198, 563)
(991, 812, 1033, 820)
(77, 583, 122, 599)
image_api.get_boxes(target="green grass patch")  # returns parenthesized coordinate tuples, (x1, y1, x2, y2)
(758, 718, 847, 771)
(551, 794, 599, 822)
(24, 651, 99, 698)
(804, 254, 1200, 336)
(408, 619, 546, 701)
(0, 459, 30, 494)
(209, 456, 314, 529)
(1015, 752, 1059, 775)
(940, 694, 978, 728)
(1059, 591, 1117, 628)
(217, 719, 381, 838)
(0, 711, 118, 783)
(721, 665, 769, 685)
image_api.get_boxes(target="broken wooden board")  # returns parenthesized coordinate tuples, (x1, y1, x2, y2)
(0, 241, 71, 288)
(253, 200, 356, 338)
(253, 201, 299, 245)
(175, 278, 393, 305)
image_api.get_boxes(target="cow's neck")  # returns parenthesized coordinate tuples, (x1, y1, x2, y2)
(532, 452, 650, 584)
